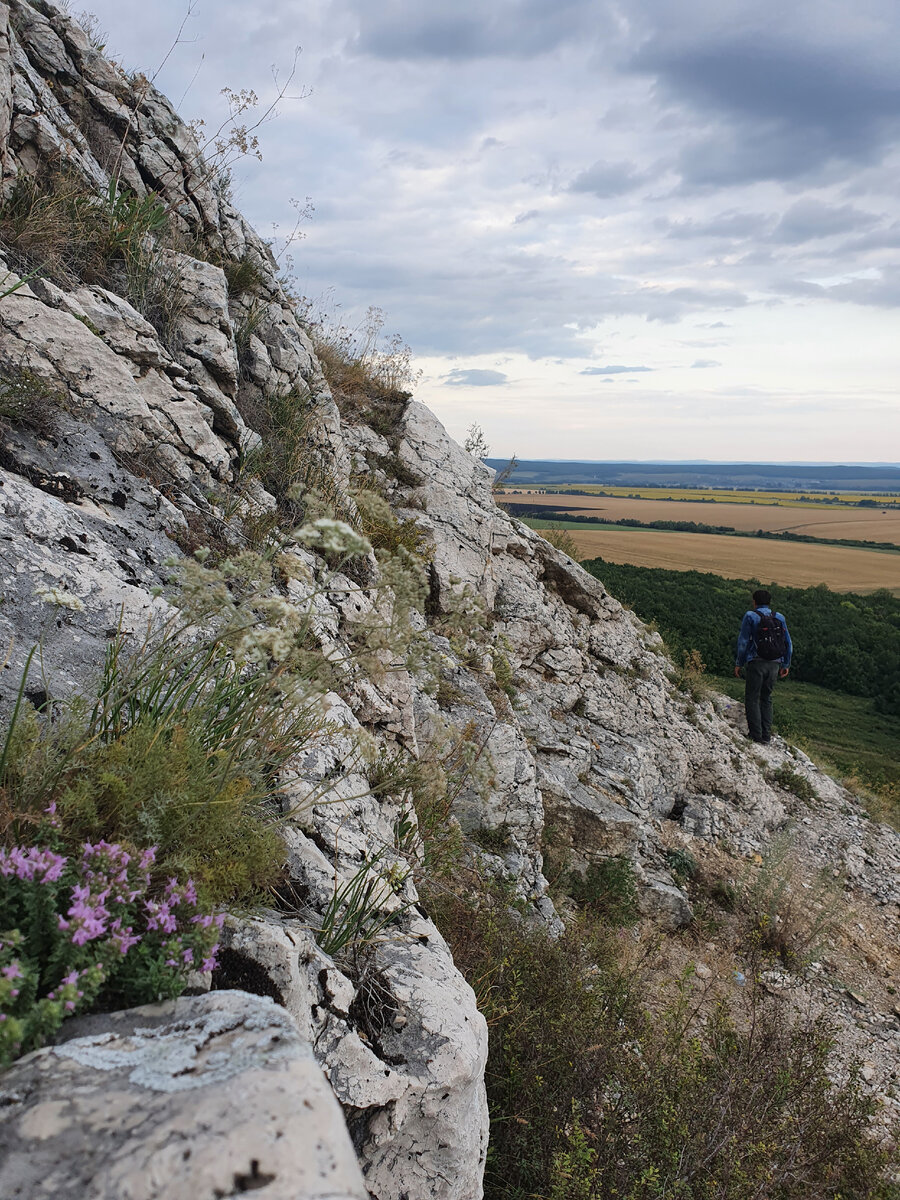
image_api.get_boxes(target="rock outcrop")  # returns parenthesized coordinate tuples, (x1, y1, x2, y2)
(0, 990, 368, 1200)
(0, 3, 897, 1197)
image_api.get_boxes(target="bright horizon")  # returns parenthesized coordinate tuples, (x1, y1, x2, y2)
(485, 457, 900, 466)
(82, 0, 900, 462)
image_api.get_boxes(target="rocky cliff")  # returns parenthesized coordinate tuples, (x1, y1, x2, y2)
(0, 4, 897, 1197)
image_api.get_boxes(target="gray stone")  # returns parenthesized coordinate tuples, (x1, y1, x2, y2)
(0, 991, 367, 1200)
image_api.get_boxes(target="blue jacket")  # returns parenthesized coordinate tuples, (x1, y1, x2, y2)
(735, 606, 792, 668)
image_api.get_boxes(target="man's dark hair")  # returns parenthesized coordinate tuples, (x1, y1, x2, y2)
(753, 588, 772, 607)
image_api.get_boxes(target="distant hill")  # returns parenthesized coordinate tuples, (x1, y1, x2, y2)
(484, 459, 900, 491)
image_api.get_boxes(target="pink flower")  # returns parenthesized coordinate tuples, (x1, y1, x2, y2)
(0, 845, 66, 883)
(109, 919, 140, 956)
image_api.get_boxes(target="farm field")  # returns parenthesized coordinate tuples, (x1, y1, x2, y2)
(563, 527, 900, 592)
(510, 491, 900, 544)
(508, 485, 900, 507)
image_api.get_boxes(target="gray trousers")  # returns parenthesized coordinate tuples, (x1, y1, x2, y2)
(744, 658, 780, 741)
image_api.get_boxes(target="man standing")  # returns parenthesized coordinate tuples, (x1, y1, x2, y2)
(734, 589, 792, 744)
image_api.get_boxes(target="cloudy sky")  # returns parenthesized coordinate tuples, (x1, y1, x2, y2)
(83, 0, 900, 461)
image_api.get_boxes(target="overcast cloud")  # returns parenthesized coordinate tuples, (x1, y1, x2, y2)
(82, 0, 900, 460)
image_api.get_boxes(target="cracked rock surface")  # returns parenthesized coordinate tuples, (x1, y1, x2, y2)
(0, 991, 368, 1200)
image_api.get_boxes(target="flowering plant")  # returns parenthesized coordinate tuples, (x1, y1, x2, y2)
(0, 834, 222, 1066)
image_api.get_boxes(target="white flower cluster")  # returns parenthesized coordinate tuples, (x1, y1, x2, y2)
(293, 518, 372, 558)
(35, 586, 85, 612)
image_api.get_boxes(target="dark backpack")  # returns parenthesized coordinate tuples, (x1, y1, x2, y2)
(755, 610, 787, 661)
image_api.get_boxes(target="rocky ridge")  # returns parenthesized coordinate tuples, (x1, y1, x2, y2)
(0, 3, 897, 1196)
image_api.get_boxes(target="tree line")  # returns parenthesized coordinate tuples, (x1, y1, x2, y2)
(581, 559, 900, 716)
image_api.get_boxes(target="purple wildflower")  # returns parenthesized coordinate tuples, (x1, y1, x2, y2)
(108, 919, 140, 956)
(0, 846, 66, 883)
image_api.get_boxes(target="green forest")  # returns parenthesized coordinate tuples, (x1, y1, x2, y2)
(580, 560, 900, 716)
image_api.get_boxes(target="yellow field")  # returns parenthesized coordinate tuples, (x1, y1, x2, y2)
(568, 528, 900, 593)
(507, 486, 900, 508)
(512, 492, 900, 545)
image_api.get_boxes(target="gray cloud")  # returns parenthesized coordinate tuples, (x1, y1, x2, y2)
(636, 34, 900, 185)
(772, 199, 881, 243)
(443, 368, 509, 386)
(580, 365, 652, 375)
(661, 211, 772, 241)
(826, 267, 900, 308)
(344, 0, 602, 60)
(569, 160, 647, 198)
(690, 359, 720, 368)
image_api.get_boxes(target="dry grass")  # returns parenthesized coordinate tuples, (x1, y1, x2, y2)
(567, 527, 900, 592)
(514, 491, 900, 543)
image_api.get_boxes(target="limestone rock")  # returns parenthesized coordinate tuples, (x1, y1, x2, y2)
(0, 990, 367, 1200)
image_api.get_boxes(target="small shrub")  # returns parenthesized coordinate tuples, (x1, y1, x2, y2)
(739, 833, 841, 971)
(568, 855, 639, 927)
(470, 823, 512, 855)
(491, 648, 517, 703)
(463, 422, 490, 459)
(541, 525, 579, 559)
(671, 647, 707, 702)
(665, 845, 698, 885)
(369, 451, 423, 489)
(0, 367, 67, 437)
(435, 677, 465, 708)
(354, 487, 428, 558)
(223, 253, 265, 297)
(768, 762, 818, 803)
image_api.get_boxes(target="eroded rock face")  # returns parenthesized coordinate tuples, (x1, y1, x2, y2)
(218, 911, 489, 1200)
(0, 990, 368, 1200)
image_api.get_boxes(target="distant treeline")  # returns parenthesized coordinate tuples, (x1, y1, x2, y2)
(506, 505, 900, 554)
(580, 559, 900, 716)
(486, 458, 900, 490)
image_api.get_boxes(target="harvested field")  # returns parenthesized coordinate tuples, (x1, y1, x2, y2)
(508, 486, 900, 506)
(566, 527, 900, 593)
(511, 491, 900, 544)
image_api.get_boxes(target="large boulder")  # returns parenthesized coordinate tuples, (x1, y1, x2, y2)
(0, 990, 367, 1200)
